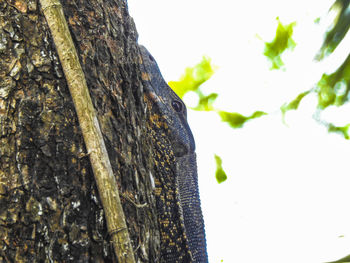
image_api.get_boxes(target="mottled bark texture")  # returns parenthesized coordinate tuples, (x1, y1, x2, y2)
(0, 0, 159, 262)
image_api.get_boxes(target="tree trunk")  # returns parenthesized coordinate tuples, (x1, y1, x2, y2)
(0, 0, 159, 261)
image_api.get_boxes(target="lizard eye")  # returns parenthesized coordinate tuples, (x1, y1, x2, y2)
(172, 100, 183, 112)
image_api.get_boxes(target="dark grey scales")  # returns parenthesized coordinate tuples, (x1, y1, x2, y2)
(139, 45, 208, 263)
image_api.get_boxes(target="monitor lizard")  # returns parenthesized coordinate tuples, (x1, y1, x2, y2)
(139, 45, 208, 263)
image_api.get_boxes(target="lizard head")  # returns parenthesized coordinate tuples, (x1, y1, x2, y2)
(139, 45, 196, 157)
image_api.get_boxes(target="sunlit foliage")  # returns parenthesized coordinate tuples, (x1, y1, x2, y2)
(313, 0, 350, 139)
(315, 0, 350, 60)
(264, 17, 296, 70)
(168, 57, 266, 182)
(168, 0, 350, 184)
(328, 123, 350, 139)
(317, 54, 350, 109)
(194, 93, 218, 111)
(168, 56, 219, 112)
(325, 253, 350, 263)
(168, 56, 216, 99)
(214, 154, 227, 184)
(261, 14, 349, 137)
(280, 90, 311, 119)
(218, 111, 267, 128)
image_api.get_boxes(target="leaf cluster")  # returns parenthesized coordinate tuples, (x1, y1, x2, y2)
(280, 1, 350, 138)
(168, 55, 267, 183)
(168, 0, 350, 184)
(264, 17, 296, 70)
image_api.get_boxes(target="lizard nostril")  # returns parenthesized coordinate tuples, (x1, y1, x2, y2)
(171, 100, 183, 112)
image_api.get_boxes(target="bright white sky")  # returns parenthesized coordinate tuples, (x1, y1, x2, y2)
(128, 1, 350, 262)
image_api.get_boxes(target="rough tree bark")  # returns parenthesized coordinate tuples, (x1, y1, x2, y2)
(0, 0, 160, 262)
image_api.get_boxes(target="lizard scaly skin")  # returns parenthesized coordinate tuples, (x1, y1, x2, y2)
(139, 46, 208, 263)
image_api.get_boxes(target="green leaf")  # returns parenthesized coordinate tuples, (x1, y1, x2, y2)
(168, 56, 217, 99)
(263, 17, 296, 70)
(250, 111, 268, 119)
(218, 111, 248, 128)
(328, 123, 350, 139)
(193, 93, 218, 111)
(317, 75, 337, 108)
(214, 154, 227, 184)
(324, 253, 350, 263)
(281, 90, 310, 117)
(218, 110, 267, 128)
(316, 0, 350, 60)
(317, 53, 350, 109)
